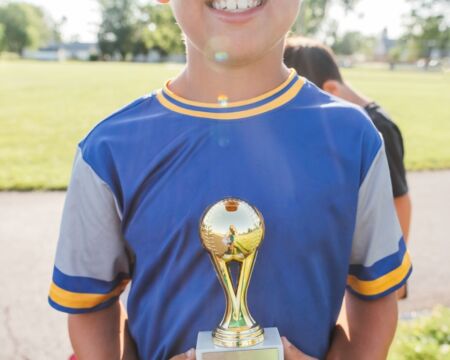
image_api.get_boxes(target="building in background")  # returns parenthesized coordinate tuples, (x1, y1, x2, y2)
(23, 42, 99, 61)
(374, 29, 397, 62)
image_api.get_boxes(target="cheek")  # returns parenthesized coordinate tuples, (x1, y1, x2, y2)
(268, 0, 301, 32)
(171, 2, 202, 33)
(171, 2, 209, 49)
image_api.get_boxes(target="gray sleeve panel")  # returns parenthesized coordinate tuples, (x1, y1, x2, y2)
(54, 147, 130, 282)
(350, 143, 403, 267)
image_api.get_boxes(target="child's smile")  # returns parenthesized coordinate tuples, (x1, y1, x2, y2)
(205, 0, 267, 24)
(208, 0, 265, 13)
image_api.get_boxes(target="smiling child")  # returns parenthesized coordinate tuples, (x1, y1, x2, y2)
(49, 1, 411, 359)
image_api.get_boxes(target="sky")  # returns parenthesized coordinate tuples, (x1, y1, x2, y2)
(21, 0, 411, 42)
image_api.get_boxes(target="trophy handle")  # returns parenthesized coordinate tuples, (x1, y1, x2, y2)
(237, 252, 258, 326)
(210, 255, 239, 328)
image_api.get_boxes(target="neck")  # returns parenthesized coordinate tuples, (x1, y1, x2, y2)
(341, 82, 372, 108)
(169, 40, 291, 104)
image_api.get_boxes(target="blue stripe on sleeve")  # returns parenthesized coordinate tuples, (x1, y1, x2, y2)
(348, 238, 406, 281)
(347, 265, 412, 300)
(52, 266, 130, 294)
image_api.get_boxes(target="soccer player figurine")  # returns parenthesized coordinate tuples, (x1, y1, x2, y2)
(49, 1, 412, 359)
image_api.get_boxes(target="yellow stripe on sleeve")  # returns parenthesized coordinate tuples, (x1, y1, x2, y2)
(347, 252, 412, 297)
(49, 279, 130, 309)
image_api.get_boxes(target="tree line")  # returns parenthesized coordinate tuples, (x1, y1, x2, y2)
(0, 0, 448, 62)
(0, 2, 60, 55)
(97, 0, 360, 60)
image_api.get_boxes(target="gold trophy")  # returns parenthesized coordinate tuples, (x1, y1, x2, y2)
(196, 198, 283, 360)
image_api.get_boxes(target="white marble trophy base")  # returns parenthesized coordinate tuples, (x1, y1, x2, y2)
(196, 327, 283, 360)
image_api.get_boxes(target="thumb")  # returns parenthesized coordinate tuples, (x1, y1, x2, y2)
(282, 337, 317, 360)
(169, 348, 196, 360)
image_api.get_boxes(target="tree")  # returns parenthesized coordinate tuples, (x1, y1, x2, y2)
(404, 0, 450, 60)
(133, 4, 184, 57)
(50, 16, 66, 45)
(332, 31, 364, 55)
(0, 23, 5, 53)
(0, 3, 52, 54)
(97, 0, 138, 60)
(292, 0, 360, 36)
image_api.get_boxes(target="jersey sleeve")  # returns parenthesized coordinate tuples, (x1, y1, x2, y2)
(48, 147, 131, 314)
(347, 141, 412, 300)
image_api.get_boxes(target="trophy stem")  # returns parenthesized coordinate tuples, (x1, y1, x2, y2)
(210, 252, 264, 348)
(237, 252, 258, 325)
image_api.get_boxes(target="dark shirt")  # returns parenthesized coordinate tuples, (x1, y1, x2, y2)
(364, 102, 408, 197)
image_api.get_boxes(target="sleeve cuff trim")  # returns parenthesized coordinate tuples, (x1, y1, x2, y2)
(48, 295, 119, 314)
(348, 238, 406, 281)
(347, 251, 412, 296)
(48, 279, 129, 309)
(53, 266, 130, 294)
(346, 266, 411, 300)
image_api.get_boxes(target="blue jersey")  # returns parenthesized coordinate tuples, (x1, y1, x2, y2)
(49, 71, 411, 359)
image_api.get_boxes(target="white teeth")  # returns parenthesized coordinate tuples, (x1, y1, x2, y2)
(211, 0, 262, 12)
(237, 0, 247, 9)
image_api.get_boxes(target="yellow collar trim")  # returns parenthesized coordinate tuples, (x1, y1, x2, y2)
(156, 76, 304, 120)
(162, 69, 297, 109)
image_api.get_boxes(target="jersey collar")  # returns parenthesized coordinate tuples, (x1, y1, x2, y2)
(155, 69, 304, 120)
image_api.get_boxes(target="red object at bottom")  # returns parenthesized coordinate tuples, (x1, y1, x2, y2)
(69, 355, 77, 360)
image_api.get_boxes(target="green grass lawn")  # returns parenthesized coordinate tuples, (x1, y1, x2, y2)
(389, 307, 450, 360)
(343, 67, 450, 172)
(0, 61, 449, 190)
(0, 61, 180, 190)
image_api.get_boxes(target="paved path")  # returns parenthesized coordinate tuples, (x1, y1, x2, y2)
(0, 171, 449, 359)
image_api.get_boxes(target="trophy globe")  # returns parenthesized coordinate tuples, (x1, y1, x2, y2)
(199, 198, 265, 348)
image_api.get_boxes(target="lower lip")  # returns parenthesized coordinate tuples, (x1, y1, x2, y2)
(207, 3, 265, 24)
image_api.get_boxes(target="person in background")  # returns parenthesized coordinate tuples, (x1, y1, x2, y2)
(284, 37, 412, 299)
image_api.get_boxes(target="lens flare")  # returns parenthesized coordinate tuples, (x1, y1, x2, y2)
(218, 94, 229, 107)
(214, 51, 229, 63)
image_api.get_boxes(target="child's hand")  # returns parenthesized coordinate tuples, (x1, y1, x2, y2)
(169, 338, 318, 360)
(169, 348, 196, 360)
(282, 337, 318, 360)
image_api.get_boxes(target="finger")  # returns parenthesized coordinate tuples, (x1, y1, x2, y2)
(170, 348, 196, 360)
(282, 337, 316, 360)
(282, 337, 305, 360)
